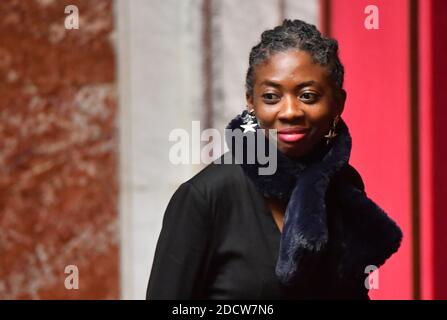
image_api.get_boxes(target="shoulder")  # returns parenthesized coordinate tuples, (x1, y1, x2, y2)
(166, 153, 248, 224)
(162, 157, 243, 225)
(185, 152, 248, 199)
(333, 164, 365, 192)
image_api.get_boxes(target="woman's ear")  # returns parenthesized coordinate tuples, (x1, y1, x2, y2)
(336, 89, 346, 116)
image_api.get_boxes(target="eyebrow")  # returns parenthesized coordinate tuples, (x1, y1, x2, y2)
(260, 79, 318, 90)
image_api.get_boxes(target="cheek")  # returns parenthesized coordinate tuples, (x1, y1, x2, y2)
(306, 106, 334, 135)
(253, 107, 276, 128)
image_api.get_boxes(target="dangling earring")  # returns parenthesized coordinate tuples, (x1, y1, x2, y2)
(240, 109, 258, 133)
(324, 115, 340, 145)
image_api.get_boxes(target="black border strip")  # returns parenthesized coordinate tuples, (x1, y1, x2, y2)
(202, 0, 213, 130)
(410, 0, 421, 300)
(321, 0, 331, 36)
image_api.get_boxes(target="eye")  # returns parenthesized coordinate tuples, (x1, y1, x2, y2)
(262, 93, 280, 104)
(299, 92, 319, 103)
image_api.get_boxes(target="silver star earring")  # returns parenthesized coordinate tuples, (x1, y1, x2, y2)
(324, 115, 340, 145)
(240, 109, 258, 133)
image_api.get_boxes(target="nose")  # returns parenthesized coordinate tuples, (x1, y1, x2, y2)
(277, 94, 304, 122)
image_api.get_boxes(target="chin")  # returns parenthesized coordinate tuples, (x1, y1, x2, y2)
(277, 143, 310, 159)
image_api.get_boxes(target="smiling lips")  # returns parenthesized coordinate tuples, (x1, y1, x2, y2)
(277, 127, 309, 143)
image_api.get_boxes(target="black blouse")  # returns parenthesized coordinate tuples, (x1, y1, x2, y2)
(146, 158, 289, 299)
(146, 155, 370, 299)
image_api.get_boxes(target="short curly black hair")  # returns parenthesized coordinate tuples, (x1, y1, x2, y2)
(245, 19, 344, 97)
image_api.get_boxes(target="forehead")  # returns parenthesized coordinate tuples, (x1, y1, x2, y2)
(254, 49, 330, 86)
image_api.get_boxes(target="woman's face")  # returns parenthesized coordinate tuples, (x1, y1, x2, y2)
(246, 49, 346, 159)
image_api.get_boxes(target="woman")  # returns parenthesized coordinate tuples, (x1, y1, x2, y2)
(146, 19, 402, 300)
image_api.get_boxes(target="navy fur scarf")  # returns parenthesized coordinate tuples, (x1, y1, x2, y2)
(225, 111, 403, 291)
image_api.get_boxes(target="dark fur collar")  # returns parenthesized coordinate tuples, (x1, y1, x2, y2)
(225, 111, 403, 288)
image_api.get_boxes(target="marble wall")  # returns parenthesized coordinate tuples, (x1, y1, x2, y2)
(0, 0, 118, 299)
